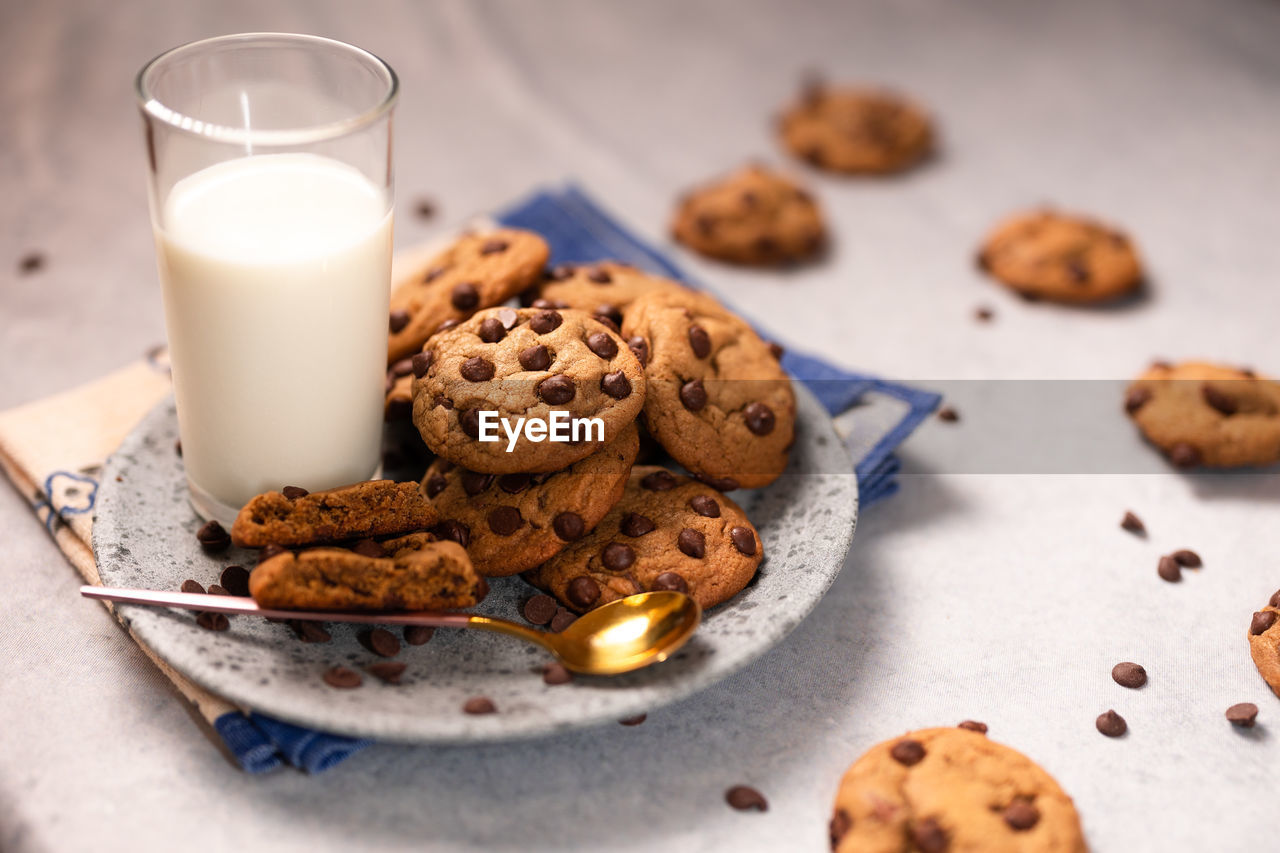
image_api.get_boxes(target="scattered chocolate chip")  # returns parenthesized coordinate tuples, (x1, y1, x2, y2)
(196, 520, 230, 554)
(689, 495, 720, 518)
(937, 406, 959, 423)
(424, 473, 448, 498)
(890, 739, 926, 766)
(1112, 662, 1147, 688)
(553, 511, 585, 541)
(543, 661, 573, 685)
(1201, 384, 1238, 416)
(829, 809, 852, 848)
(567, 576, 601, 609)
(621, 512, 656, 537)
(730, 526, 757, 556)
(351, 538, 384, 558)
(587, 267, 612, 284)
(1172, 549, 1201, 568)
(641, 470, 677, 491)
(389, 310, 410, 333)
(434, 519, 471, 548)
(180, 579, 205, 595)
(460, 408, 482, 439)
(601, 371, 632, 399)
(627, 336, 649, 366)
(357, 628, 400, 658)
(281, 485, 309, 500)
(743, 402, 776, 435)
(1120, 511, 1146, 535)
(618, 713, 647, 726)
(957, 720, 988, 734)
(220, 565, 250, 596)
(677, 528, 706, 558)
(602, 542, 636, 571)
(207, 584, 230, 596)
(529, 309, 563, 334)
(463, 696, 496, 715)
(725, 785, 768, 812)
(909, 818, 948, 853)
(487, 506, 523, 536)
(652, 572, 689, 594)
(404, 625, 435, 645)
(258, 544, 286, 563)
(1124, 386, 1152, 414)
(1157, 555, 1182, 583)
(412, 350, 434, 377)
(289, 620, 332, 643)
(549, 607, 577, 633)
(460, 356, 496, 382)
(195, 612, 229, 631)
(413, 198, 435, 220)
(680, 379, 708, 411)
(519, 344, 552, 372)
(975, 305, 995, 322)
(587, 331, 618, 360)
(1225, 702, 1258, 728)
(1169, 442, 1201, 468)
(18, 252, 45, 274)
(450, 282, 479, 310)
(477, 316, 507, 343)
(480, 238, 509, 255)
(1096, 709, 1127, 737)
(538, 374, 576, 405)
(1250, 610, 1276, 635)
(523, 594, 558, 626)
(460, 470, 494, 496)
(367, 661, 407, 684)
(1003, 798, 1040, 831)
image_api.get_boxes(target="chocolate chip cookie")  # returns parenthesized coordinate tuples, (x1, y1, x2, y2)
(1125, 361, 1280, 468)
(522, 466, 762, 612)
(249, 532, 486, 611)
(411, 307, 646, 474)
(829, 727, 1086, 853)
(671, 164, 826, 266)
(532, 261, 690, 330)
(231, 480, 437, 548)
(422, 422, 639, 576)
(1249, 589, 1280, 698)
(388, 229, 549, 363)
(621, 288, 794, 489)
(977, 209, 1143, 303)
(777, 80, 933, 174)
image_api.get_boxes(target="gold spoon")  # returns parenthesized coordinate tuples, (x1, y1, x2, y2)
(81, 586, 701, 675)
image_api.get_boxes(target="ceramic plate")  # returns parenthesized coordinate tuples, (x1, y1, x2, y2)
(92, 383, 857, 743)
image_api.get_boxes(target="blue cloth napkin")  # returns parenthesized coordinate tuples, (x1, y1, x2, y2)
(211, 185, 939, 774)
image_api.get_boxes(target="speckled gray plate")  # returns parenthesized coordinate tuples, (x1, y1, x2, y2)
(92, 383, 857, 743)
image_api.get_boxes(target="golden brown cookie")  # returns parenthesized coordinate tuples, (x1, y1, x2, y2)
(778, 80, 933, 174)
(249, 532, 485, 611)
(829, 727, 1087, 853)
(411, 307, 646, 474)
(621, 288, 794, 490)
(230, 480, 437, 548)
(1248, 589, 1280, 698)
(1125, 361, 1280, 468)
(388, 229, 549, 364)
(531, 261, 691, 330)
(671, 164, 826, 266)
(523, 466, 762, 612)
(977, 210, 1143, 304)
(422, 422, 639, 577)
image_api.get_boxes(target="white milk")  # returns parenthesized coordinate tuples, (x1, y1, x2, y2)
(155, 153, 392, 522)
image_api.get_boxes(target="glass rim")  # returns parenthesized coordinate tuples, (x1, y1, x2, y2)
(135, 32, 399, 147)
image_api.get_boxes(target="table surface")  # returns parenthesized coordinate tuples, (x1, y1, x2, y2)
(2, 1, 1277, 850)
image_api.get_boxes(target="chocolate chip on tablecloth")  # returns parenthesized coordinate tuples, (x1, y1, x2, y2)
(207, 584, 229, 596)
(323, 666, 362, 689)
(463, 696, 496, 715)
(522, 594, 559, 626)
(937, 406, 959, 423)
(1157, 555, 1182, 583)
(18, 252, 45, 274)
(1096, 709, 1127, 737)
(1171, 549, 1202, 568)
(367, 661, 407, 685)
(404, 625, 435, 646)
(180, 579, 205, 595)
(1112, 661, 1148, 688)
(1120, 511, 1145, 536)
(542, 662, 573, 685)
(195, 612, 229, 631)
(220, 565, 251, 596)
(196, 520, 230, 554)
(725, 785, 768, 812)
(1225, 703, 1258, 728)
(618, 713, 647, 726)
(289, 620, 331, 643)
(975, 305, 995, 322)
(359, 628, 401, 658)
(413, 198, 435, 220)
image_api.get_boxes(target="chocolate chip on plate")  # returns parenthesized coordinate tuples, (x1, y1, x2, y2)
(1225, 702, 1258, 728)
(725, 785, 768, 812)
(404, 625, 435, 645)
(974, 305, 995, 322)
(890, 739, 926, 766)
(196, 520, 230, 554)
(220, 565, 251, 596)
(618, 713, 646, 726)
(1157, 555, 1181, 583)
(1112, 662, 1147, 688)
(522, 593, 558, 626)
(174, 439, 183, 456)
(1120, 511, 1146, 535)
(1096, 709, 1127, 737)
(413, 198, 436, 220)
(323, 666, 362, 689)
(542, 662, 573, 685)
(195, 612, 229, 631)
(957, 720, 988, 734)
(18, 251, 45, 274)
(367, 661, 407, 685)
(463, 696, 496, 715)
(1171, 549, 1201, 568)
(359, 628, 401, 658)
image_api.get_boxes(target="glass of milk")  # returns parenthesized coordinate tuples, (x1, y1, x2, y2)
(136, 34, 398, 525)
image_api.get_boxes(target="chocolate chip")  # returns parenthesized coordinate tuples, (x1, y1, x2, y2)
(461, 470, 494, 496)
(463, 696, 496, 714)
(689, 495, 720, 517)
(1112, 662, 1147, 688)
(480, 238, 509, 255)
(1124, 386, 1152, 414)
(587, 267, 612, 284)
(360, 628, 401, 658)
(529, 310, 563, 334)
(389, 358, 414, 379)
(652, 572, 689, 594)
(975, 306, 995, 322)
(323, 666, 362, 689)
(1003, 798, 1040, 831)
(404, 625, 435, 645)
(553, 511, 585, 541)
(384, 397, 412, 422)
(829, 809, 852, 848)
(725, 786, 768, 812)
(688, 324, 711, 358)
(389, 310, 410, 333)
(1121, 511, 1146, 535)
(460, 408, 482, 439)
(1169, 442, 1201, 468)
(1172, 549, 1202, 568)
(450, 282, 479, 310)
(487, 506, 523, 535)
(937, 406, 959, 423)
(538, 375, 576, 405)
(460, 356, 495, 382)
(180, 579, 205, 595)
(957, 720, 988, 734)
(423, 265, 448, 283)
(890, 739, 925, 766)
(677, 528, 706, 558)
(618, 713, 646, 726)
(744, 402, 776, 435)
(601, 371, 632, 399)
(259, 544, 286, 563)
(196, 520, 230, 554)
(207, 584, 229, 596)
(289, 620, 331, 643)
(523, 594, 558, 625)
(602, 542, 636, 571)
(281, 485, 309, 500)
(1225, 702, 1259, 728)
(413, 198, 435, 220)
(641, 470, 677, 491)
(567, 576, 601, 609)
(424, 473, 449, 498)
(412, 350, 434, 377)
(18, 252, 45, 274)
(909, 818, 948, 853)
(701, 474, 741, 492)
(488, 474, 526, 495)
(1271, 589, 1280, 608)
(1157, 555, 1181, 582)
(1067, 260, 1090, 283)
(730, 526, 757, 556)
(367, 661, 407, 684)
(680, 379, 708, 411)
(542, 661, 573, 685)
(351, 538, 384, 558)
(627, 336, 649, 366)
(1096, 709, 1127, 737)
(478, 316, 507, 343)
(175, 439, 182, 456)
(1250, 610, 1277, 635)
(434, 519, 471, 548)
(519, 345, 552, 372)
(767, 341, 785, 361)
(1202, 383, 1237, 416)
(621, 512, 656, 537)
(220, 565, 251, 596)
(549, 607, 577, 633)
(435, 318, 461, 334)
